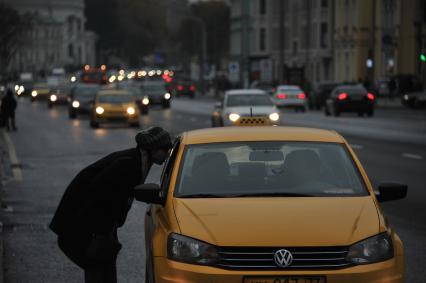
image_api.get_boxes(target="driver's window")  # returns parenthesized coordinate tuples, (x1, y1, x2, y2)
(160, 138, 181, 197)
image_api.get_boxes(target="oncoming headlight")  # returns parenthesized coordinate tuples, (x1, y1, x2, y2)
(96, 106, 104, 115)
(32, 90, 38, 97)
(346, 233, 394, 264)
(142, 97, 150, 105)
(228, 113, 240, 122)
(168, 233, 219, 265)
(403, 95, 409, 101)
(72, 101, 80, 108)
(164, 93, 171, 100)
(50, 94, 57, 102)
(127, 107, 136, 115)
(269, 112, 280, 121)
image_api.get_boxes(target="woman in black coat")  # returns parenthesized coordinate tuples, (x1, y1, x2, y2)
(50, 127, 173, 283)
(0, 89, 17, 131)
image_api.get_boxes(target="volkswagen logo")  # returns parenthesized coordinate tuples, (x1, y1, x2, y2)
(274, 249, 293, 268)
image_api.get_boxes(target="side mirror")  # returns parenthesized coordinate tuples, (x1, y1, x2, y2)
(133, 183, 163, 204)
(215, 102, 223, 109)
(375, 182, 407, 202)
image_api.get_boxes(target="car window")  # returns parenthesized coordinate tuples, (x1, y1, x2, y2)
(277, 88, 302, 95)
(175, 142, 368, 198)
(98, 94, 133, 103)
(226, 94, 273, 107)
(160, 138, 181, 201)
(336, 87, 367, 95)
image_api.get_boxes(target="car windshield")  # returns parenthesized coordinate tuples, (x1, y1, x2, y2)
(337, 87, 367, 95)
(175, 142, 367, 198)
(277, 88, 302, 95)
(98, 94, 133, 104)
(143, 85, 165, 92)
(74, 87, 99, 99)
(227, 94, 273, 107)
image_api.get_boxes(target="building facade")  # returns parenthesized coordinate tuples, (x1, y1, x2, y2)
(4, 0, 97, 76)
(230, 0, 335, 87)
(231, 0, 425, 90)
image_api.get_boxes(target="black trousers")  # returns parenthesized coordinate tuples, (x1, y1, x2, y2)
(4, 112, 16, 130)
(84, 259, 117, 283)
(84, 230, 120, 283)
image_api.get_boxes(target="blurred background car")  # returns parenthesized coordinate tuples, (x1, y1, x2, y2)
(109, 81, 150, 115)
(90, 89, 140, 128)
(309, 82, 340, 110)
(401, 91, 426, 109)
(325, 85, 375, 117)
(141, 81, 171, 108)
(48, 85, 71, 108)
(212, 89, 280, 127)
(30, 82, 50, 102)
(68, 84, 101, 119)
(174, 77, 196, 99)
(250, 81, 276, 96)
(271, 85, 307, 112)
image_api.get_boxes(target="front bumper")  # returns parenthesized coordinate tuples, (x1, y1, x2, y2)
(154, 256, 404, 283)
(93, 113, 139, 123)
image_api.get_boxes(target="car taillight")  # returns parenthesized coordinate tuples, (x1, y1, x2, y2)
(338, 93, 348, 100)
(178, 85, 184, 91)
(298, 93, 306, 99)
(190, 85, 196, 91)
(277, 93, 287, 99)
(367, 93, 375, 100)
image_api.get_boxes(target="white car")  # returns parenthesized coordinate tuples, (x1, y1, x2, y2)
(211, 89, 280, 127)
(271, 85, 307, 111)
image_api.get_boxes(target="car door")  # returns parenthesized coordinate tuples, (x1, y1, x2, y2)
(144, 138, 181, 255)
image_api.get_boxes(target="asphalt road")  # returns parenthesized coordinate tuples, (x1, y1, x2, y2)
(0, 97, 425, 282)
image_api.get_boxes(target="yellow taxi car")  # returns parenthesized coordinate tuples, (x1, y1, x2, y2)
(135, 127, 406, 283)
(30, 82, 50, 102)
(90, 89, 140, 128)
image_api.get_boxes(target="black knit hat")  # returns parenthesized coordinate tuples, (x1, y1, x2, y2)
(135, 127, 172, 150)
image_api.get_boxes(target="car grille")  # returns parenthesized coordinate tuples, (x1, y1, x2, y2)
(216, 246, 352, 270)
(237, 117, 268, 126)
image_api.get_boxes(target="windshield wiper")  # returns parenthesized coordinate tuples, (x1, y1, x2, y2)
(178, 193, 231, 198)
(178, 192, 314, 198)
(228, 192, 314, 197)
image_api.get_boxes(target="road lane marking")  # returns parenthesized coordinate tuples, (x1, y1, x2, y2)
(2, 131, 23, 181)
(401, 153, 424, 160)
(350, 144, 364, 149)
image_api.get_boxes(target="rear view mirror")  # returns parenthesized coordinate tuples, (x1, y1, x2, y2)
(133, 183, 163, 204)
(249, 150, 284, 162)
(376, 182, 407, 202)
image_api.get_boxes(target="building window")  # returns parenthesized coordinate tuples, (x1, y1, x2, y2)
(321, 0, 328, 8)
(320, 23, 328, 48)
(68, 44, 74, 58)
(259, 0, 267, 15)
(260, 28, 266, 51)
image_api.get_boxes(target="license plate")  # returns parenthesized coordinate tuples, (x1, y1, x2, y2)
(244, 276, 326, 283)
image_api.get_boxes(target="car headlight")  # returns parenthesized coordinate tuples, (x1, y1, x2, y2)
(269, 112, 280, 121)
(127, 107, 136, 115)
(403, 95, 409, 101)
(15, 85, 19, 91)
(228, 113, 240, 122)
(72, 101, 80, 108)
(168, 233, 220, 265)
(346, 233, 394, 264)
(19, 86, 25, 92)
(96, 106, 104, 115)
(32, 90, 38, 97)
(142, 97, 150, 105)
(50, 94, 57, 102)
(164, 93, 171, 100)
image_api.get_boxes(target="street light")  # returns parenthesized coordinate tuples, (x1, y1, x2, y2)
(188, 15, 207, 96)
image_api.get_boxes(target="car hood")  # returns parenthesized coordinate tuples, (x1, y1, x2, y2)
(225, 106, 278, 116)
(173, 197, 379, 247)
